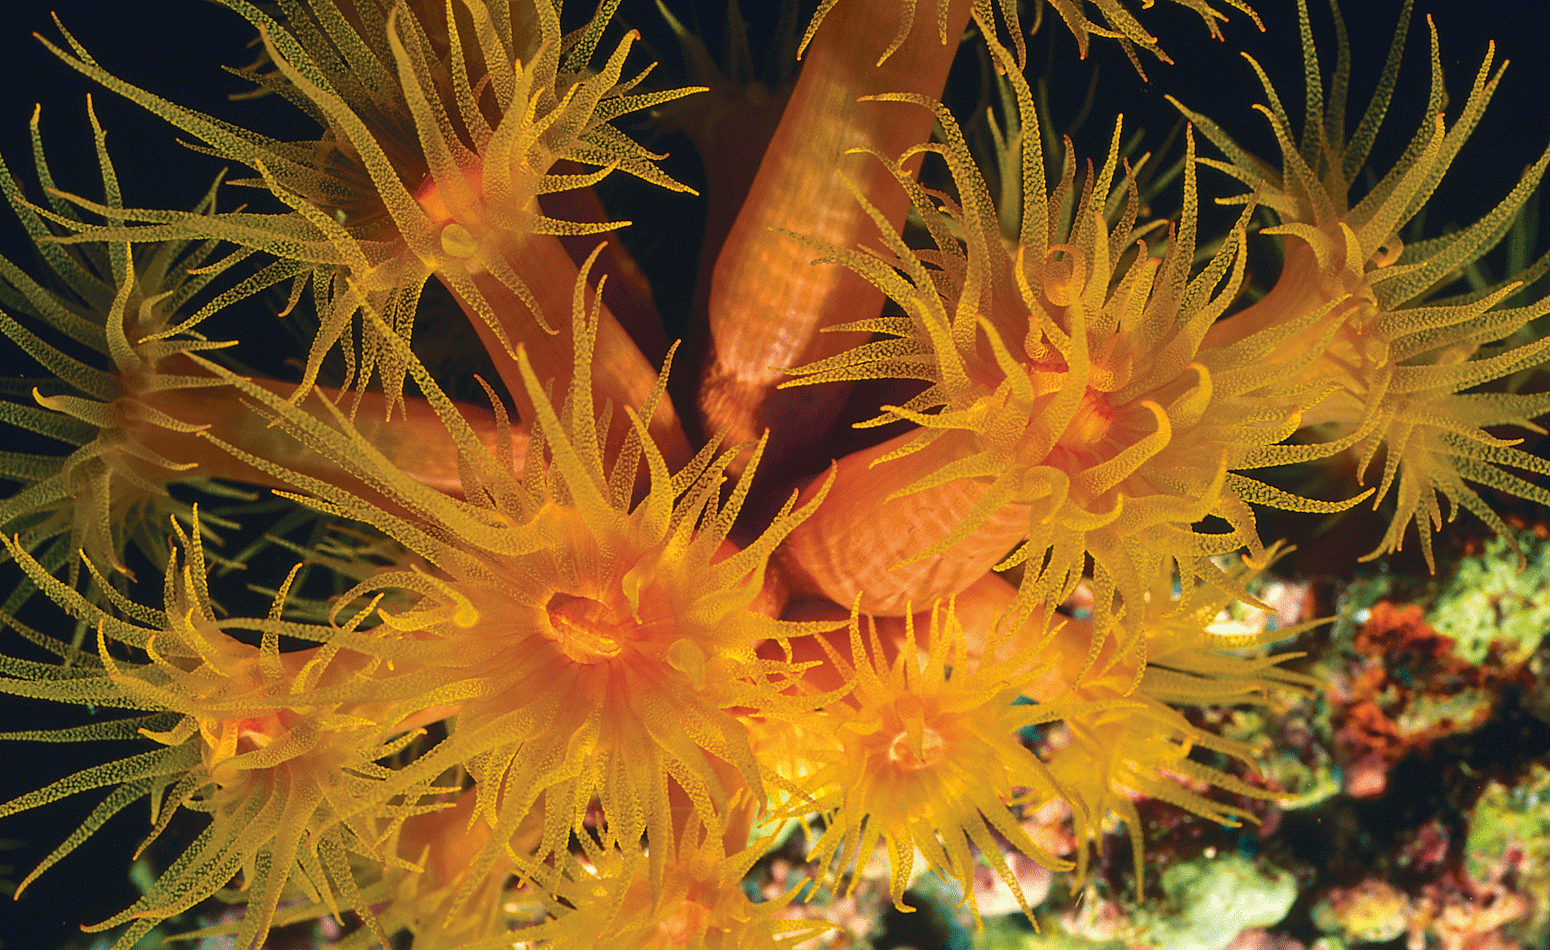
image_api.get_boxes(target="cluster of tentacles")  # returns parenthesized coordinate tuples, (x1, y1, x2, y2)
(0, 1, 1546, 948)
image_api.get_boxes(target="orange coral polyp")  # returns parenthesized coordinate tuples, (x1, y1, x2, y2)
(514, 805, 830, 950)
(786, 601, 1072, 922)
(779, 45, 1290, 624)
(1174, 1, 1550, 568)
(184, 250, 835, 899)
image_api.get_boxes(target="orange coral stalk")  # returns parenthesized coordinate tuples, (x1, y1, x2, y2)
(696, 0, 973, 476)
(777, 425, 1029, 613)
(538, 163, 671, 367)
(405, 227, 689, 464)
(136, 379, 519, 498)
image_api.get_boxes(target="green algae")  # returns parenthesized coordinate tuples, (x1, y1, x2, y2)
(1428, 529, 1550, 666)
(1393, 688, 1494, 738)
(1465, 762, 1550, 884)
(1132, 854, 1297, 950)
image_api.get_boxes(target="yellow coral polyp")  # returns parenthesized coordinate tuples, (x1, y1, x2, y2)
(38, 0, 703, 426)
(1035, 547, 1320, 891)
(399, 477, 798, 859)
(0, 100, 259, 596)
(0, 516, 440, 950)
(179, 249, 833, 912)
(513, 803, 831, 950)
(780, 45, 1319, 622)
(784, 600, 1073, 923)
(1177, 0, 1550, 569)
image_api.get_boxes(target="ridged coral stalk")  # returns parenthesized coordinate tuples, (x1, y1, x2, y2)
(696, 0, 973, 476)
(778, 426, 1029, 613)
(403, 211, 688, 463)
(136, 376, 516, 498)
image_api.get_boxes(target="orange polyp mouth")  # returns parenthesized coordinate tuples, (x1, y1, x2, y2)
(199, 708, 298, 772)
(1041, 244, 1086, 308)
(654, 898, 714, 947)
(545, 591, 629, 663)
(413, 165, 488, 226)
(1057, 388, 1116, 450)
(887, 725, 947, 771)
(1368, 233, 1403, 270)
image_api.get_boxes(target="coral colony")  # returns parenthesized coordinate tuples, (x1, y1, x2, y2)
(0, 0, 1546, 947)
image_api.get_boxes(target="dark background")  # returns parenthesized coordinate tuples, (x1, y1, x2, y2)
(2, 0, 1546, 260)
(0, 1, 1546, 948)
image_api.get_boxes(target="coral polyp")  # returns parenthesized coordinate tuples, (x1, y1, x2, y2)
(778, 41, 1362, 626)
(191, 252, 830, 896)
(0, 0, 1547, 947)
(1173, 0, 1550, 571)
(778, 602, 1073, 923)
(0, 519, 439, 950)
